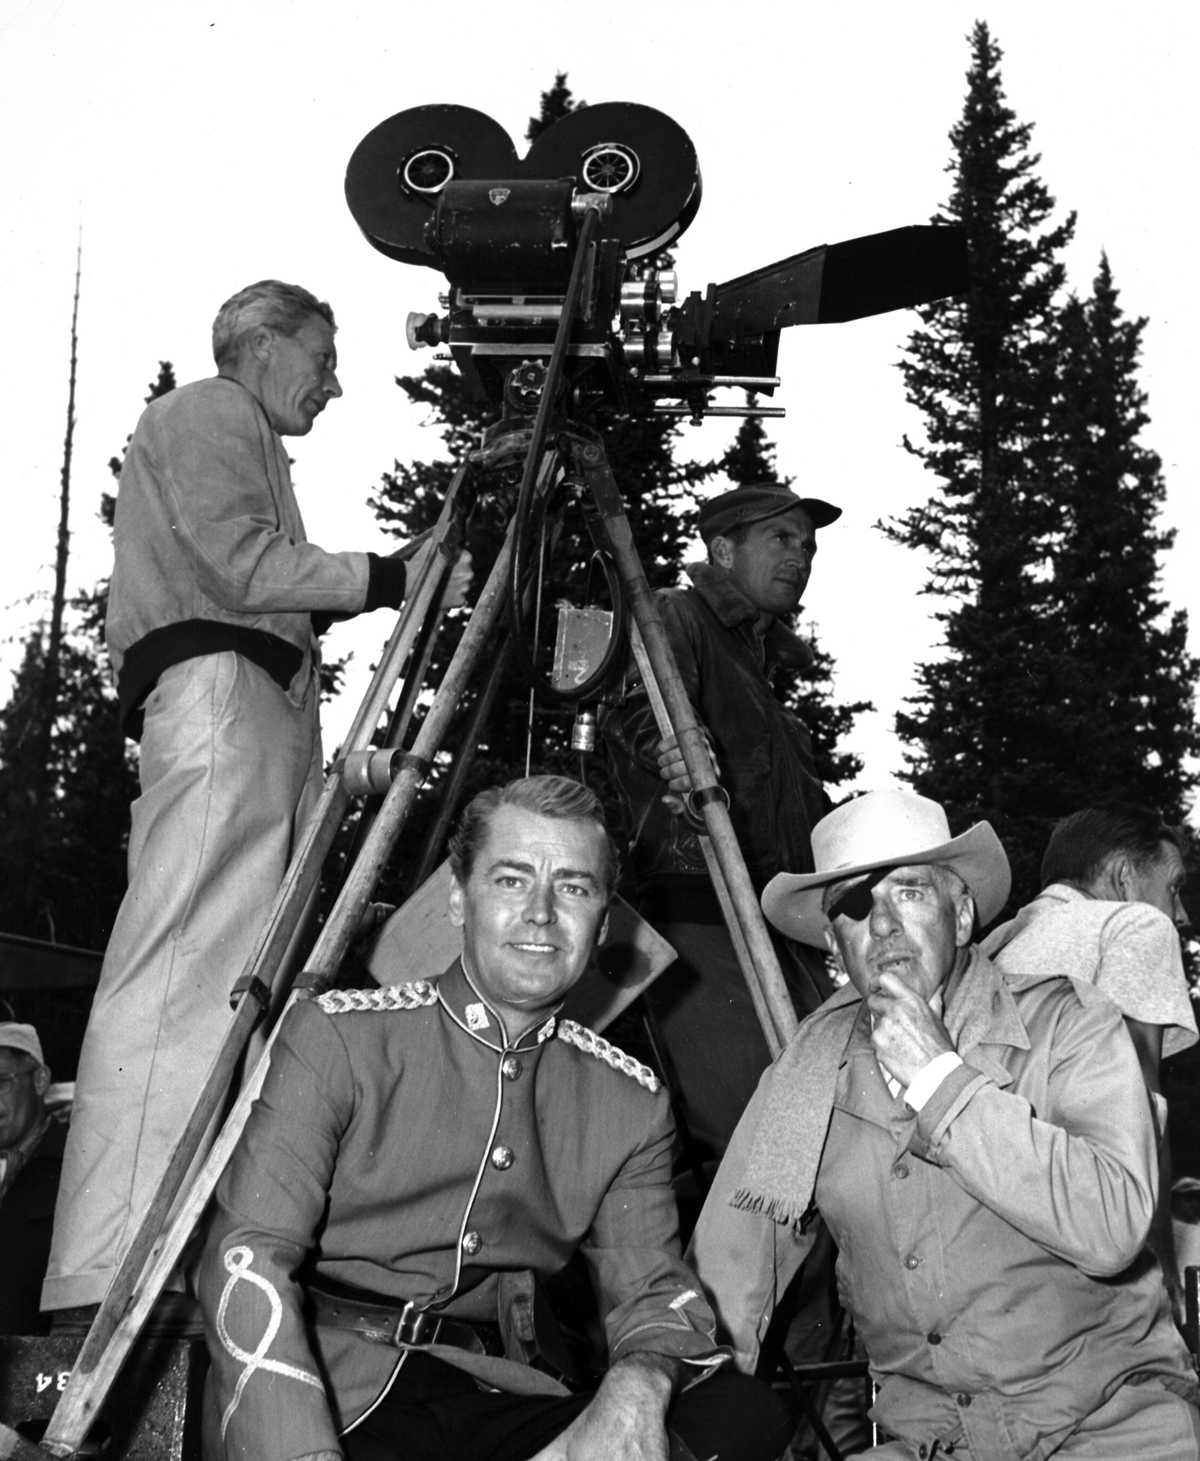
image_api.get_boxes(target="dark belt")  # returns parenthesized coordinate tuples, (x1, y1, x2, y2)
(307, 1283, 504, 1359)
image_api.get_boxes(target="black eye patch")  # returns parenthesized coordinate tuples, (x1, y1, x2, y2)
(828, 869, 887, 923)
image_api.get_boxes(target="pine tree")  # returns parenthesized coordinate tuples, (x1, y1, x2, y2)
(887, 23, 1195, 910)
(0, 363, 176, 950)
(886, 22, 1078, 905)
(1045, 258, 1197, 818)
(0, 363, 176, 1071)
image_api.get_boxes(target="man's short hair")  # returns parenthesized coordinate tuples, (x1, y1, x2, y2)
(211, 280, 336, 369)
(1041, 803, 1185, 890)
(448, 775, 619, 895)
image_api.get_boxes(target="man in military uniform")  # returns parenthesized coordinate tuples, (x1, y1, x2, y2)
(198, 775, 790, 1461)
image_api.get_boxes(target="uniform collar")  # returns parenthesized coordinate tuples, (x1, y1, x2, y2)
(436, 958, 560, 1054)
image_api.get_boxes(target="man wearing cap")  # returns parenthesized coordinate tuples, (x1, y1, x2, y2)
(0, 1023, 63, 1335)
(602, 482, 842, 1160)
(690, 789, 1200, 1459)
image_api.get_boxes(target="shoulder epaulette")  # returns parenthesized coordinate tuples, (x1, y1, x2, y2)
(316, 981, 439, 1014)
(556, 1018, 661, 1093)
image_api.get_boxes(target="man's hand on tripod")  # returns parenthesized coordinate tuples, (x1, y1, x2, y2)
(394, 540, 474, 608)
(656, 728, 718, 815)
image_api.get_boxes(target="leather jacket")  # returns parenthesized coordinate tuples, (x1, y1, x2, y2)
(601, 562, 829, 901)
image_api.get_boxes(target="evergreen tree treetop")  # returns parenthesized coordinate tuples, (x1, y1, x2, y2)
(885, 23, 1195, 912)
(526, 72, 584, 143)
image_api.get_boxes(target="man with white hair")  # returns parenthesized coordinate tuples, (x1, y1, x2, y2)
(44, 280, 470, 1320)
(690, 789, 1200, 1458)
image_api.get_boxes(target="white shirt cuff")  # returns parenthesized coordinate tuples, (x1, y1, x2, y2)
(904, 1051, 964, 1113)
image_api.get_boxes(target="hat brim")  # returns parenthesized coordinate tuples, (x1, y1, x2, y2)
(795, 497, 842, 529)
(761, 821, 1011, 947)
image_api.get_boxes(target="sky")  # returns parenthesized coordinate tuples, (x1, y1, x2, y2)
(2, 0, 1196, 793)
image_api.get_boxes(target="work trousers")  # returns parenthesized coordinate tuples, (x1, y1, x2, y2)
(863, 1379, 1200, 1459)
(343, 1352, 793, 1461)
(42, 652, 323, 1310)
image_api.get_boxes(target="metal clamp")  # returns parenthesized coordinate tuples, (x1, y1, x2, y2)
(342, 748, 400, 796)
(342, 749, 435, 797)
(228, 974, 272, 1012)
(684, 783, 729, 830)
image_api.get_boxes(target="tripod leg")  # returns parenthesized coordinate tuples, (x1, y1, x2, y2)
(624, 623, 785, 1057)
(335, 581, 451, 892)
(298, 514, 516, 987)
(574, 440, 798, 1056)
(407, 632, 512, 895)
(36, 468, 474, 1457)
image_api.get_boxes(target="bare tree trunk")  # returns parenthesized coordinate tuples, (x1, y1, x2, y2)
(45, 229, 82, 721)
(22, 231, 82, 933)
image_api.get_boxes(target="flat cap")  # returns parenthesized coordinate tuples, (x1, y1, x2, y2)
(0, 1022, 44, 1066)
(698, 482, 842, 543)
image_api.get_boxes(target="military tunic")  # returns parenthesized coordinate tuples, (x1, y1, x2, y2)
(199, 961, 723, 1461)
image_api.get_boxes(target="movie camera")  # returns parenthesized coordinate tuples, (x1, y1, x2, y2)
(345, 101, 969, 425)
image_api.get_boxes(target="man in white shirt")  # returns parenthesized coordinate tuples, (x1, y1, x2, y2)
(982, 802, 1197, 1322)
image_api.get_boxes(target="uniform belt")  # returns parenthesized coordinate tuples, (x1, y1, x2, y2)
(307, 1284, 505, 1358)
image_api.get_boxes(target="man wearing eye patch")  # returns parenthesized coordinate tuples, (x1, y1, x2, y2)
(690, 788, 1200, 1459)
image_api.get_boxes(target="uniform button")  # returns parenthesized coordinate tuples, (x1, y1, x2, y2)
(918, 1447, 928, 1460)
(461, 1230, 482, 1256)
(501, 1056, 523, 1081)
(490, 1145, 514, 1170)
(957, 1393, 972, 1407)
(904, 1255, 920, 1270)
(894, 1163, 910, 1179)
(927, 1332, 941, 1345)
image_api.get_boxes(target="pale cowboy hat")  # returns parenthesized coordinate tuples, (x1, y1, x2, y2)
(762, 789, 1011, 947)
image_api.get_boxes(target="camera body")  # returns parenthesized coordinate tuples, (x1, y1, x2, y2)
(345, 102, 969, 422)
(346, 102, 778, 419)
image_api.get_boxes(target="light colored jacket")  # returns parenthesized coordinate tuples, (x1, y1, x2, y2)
(690, 952, 1195, 1461)
(107, 376, 369, 681)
